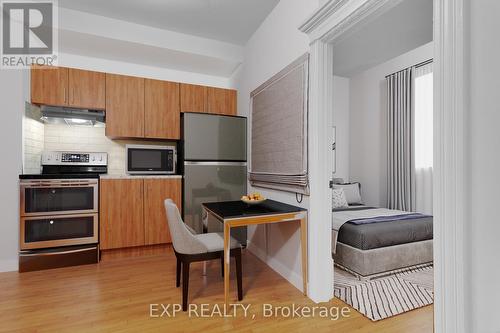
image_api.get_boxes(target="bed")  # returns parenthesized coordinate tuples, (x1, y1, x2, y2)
(331, 184, 433, 278)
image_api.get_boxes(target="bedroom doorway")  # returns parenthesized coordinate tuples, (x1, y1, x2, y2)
(301, 0, 467, 330)
(327, 0, 435, 322)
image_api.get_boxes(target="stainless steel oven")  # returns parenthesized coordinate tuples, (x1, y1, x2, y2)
(18, 151, 107, 272)
(19, 178, 99, 250)
(20, 213, 98, 250)
(20, 179, 98, 216)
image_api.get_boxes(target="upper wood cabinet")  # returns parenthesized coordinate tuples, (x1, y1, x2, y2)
(180, 83, 207, 113)
(31, 66, 106, 109)
(31, 65, 68, 106)
(145, 79, 180, 140)
(31, 65, 238, 137)
(180, 83, 237, 116)
(144, 178, 181, 245)
(105, 74, 145, 138)
(100, 179, 145, 250)
(68, 68, 105, 109)
(207, 87, 237, 116)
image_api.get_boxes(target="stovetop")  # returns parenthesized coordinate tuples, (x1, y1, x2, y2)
(20, 151, 108, 180)
(19, 173, 102, 180)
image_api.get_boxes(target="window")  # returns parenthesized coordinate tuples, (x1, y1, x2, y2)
(414, 64, 433, 169)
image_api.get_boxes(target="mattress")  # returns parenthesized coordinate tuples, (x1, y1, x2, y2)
(335, 207, 433, 250)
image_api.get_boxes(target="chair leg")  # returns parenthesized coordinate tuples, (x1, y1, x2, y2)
(182, 261, 190, 311)
(176, 257, 181, 288)
(220, 255, 224, 277)
(235, 248, 243, 301)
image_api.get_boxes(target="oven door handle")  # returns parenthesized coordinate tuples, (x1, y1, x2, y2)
(20, 247, 97, 257)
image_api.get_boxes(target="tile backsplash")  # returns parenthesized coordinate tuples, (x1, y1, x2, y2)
(23, 116, 44, 174)
(43, 124, 176, 175)
(22, 104, 177, 175)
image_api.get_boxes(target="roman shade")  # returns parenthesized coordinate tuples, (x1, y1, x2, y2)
(249, 54, 309, 194)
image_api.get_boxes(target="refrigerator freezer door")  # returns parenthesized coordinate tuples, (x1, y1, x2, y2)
(183, 113, 247, 161)
(183, 162, 247, 244)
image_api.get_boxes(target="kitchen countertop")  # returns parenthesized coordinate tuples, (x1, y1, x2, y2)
(99, 174, 183, 179)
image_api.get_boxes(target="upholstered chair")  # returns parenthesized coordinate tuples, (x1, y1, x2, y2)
(164, 199, 243, 311)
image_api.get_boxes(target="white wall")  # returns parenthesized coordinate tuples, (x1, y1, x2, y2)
(332, 76, 350, 182)
(58, 53, 234, 89)
(349, 42, 433, 207)
(467, 1, 500, 331)
(58, 8, 243, 79)
(0, 70, 26, 272)
(233, 0, 319, 290)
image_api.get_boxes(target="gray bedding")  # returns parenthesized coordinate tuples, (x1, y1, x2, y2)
(335, 207, 433, 250)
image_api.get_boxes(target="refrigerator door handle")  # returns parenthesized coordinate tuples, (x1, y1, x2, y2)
(184, 161, 247, 166)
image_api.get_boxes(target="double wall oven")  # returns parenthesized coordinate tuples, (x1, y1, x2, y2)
(20, 178, 99, 250)
(19, 151, 107, 272)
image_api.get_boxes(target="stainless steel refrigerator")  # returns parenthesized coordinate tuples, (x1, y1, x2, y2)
(181, 112, 247, 244)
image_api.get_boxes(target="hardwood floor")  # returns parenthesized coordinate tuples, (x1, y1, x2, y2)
(0, 248, 433, 332)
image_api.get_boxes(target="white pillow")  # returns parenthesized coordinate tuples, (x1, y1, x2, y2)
(332, 188, 348, 209)
(333, 183, 362, 204)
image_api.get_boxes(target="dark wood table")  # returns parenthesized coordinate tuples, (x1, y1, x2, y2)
(202, 199, 308, 304)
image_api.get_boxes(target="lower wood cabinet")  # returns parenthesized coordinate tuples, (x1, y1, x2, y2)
(100, 179, 145, 250)
(100, 178, 181, 250)
(144, 178, 181, 245)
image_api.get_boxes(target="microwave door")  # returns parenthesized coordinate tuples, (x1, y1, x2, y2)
(127, 146, 175, 174)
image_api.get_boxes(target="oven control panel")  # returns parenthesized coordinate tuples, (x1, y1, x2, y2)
(42, 151, 108, 166)
(62, 153, 89, 163)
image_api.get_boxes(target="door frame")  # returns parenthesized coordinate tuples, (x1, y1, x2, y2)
(299, 0, 467, 332)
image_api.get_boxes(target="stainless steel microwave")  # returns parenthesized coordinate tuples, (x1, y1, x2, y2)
(126, 144, 176, 175)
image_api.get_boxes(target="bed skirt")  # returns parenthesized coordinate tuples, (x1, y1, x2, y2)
(332, 239, 433, 278)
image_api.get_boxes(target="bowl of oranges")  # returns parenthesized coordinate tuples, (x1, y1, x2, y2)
(241, 193, 266, 205)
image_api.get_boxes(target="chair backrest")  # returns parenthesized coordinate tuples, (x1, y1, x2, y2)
(164, 199, 208, 255)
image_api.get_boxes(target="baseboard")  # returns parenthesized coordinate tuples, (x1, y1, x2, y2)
(100, 244, 171, 262)
(246, 240, 303, 292)
(0, 258, 18, 273)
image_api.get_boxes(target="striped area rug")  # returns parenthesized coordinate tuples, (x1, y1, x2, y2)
(334, 265, 434, 321)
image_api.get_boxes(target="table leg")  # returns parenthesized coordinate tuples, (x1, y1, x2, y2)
(300, 216, 308, 295)
(224, 222, 230, 305)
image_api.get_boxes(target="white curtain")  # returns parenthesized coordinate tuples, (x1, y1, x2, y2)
(387, 67, 415, 212)
(414, 63, 433, 214)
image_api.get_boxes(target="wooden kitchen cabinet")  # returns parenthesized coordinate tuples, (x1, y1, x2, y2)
(68, 68, 106, 109)
(145, 79, 180, 139)
(180, 83, 207, 113)
(180, 83, 237, 116)
(105, 74, 145, 138)
(144, 178, 181, 245)
(207, 87, 237, 116)
(100, 179, 145, 250)
(31, 65, 68, 106)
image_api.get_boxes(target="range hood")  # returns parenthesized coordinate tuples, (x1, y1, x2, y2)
(40, 105, 105, 126)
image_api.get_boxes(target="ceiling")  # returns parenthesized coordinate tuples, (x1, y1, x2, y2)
(333, 0, 433, 77)
(58, 0, 280, 45)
